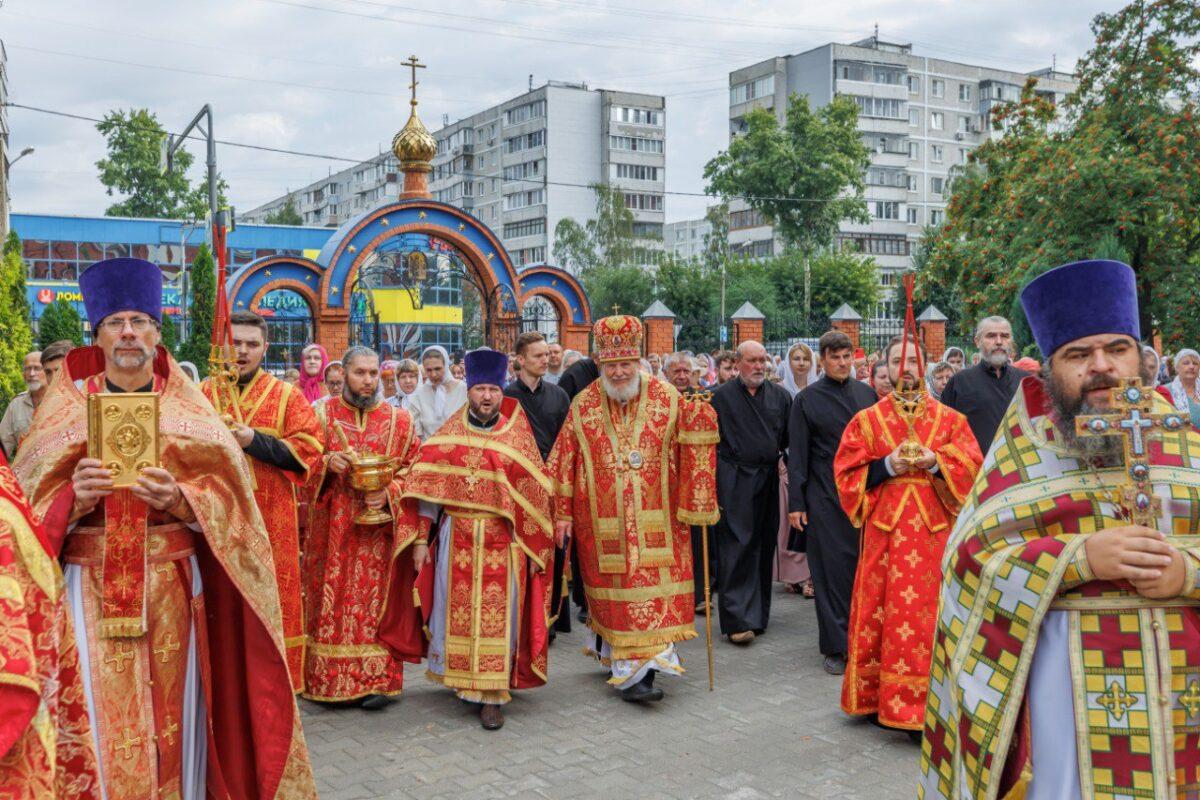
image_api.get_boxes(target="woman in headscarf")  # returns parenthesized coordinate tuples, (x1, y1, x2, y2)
(1141, 345, 1162, 387)
(1166, 348, 1200, 428)
(775, 342, 817, 597)
(943, 346, 966, 373)
(697, 353, 717, 387)
(298, 342, 329, 403)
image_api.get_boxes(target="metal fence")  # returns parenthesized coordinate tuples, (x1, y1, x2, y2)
(761, 312, 831, 358)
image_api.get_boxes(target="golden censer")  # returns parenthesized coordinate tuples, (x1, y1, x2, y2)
(350, 453, 397, 525)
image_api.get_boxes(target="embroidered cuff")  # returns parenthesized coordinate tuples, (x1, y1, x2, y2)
(1182, 552, 1200, 599)
(1060, 541, 1096, 589)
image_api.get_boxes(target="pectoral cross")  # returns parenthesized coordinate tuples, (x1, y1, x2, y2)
(154, 633, 181, 664)
(1074, 378, 1188, 527)
(105, 645, 135, 674)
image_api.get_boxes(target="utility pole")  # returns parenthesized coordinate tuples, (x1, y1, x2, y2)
(162, 105, 218, 235)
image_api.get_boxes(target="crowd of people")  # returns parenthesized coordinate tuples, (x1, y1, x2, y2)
(2, 255, 1199, 799)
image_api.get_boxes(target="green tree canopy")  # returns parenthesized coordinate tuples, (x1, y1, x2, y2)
(918, 0, 1200, 351)
(704, 94, 871, 252)
(264, 196, 303, 226)
(178, 244, 215, 375)
(96, 108, 227, 220)
(36, 298, 86, 349)
(0, 232, 34, 408)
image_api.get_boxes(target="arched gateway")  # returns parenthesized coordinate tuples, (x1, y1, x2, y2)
(228, 73, 591, 359)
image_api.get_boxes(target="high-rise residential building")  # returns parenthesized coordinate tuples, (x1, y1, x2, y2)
(726, 36, 1076, 295)
(1, 39, 11, 239)
(664, 215, 713, 261)
(243, 81, 667, 270)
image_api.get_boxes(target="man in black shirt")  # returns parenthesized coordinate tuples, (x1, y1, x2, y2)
(557, 355, 599, 402)
(787, 330, 878, 675)
(940, 315, 1030, 456)
(503, 331, 572, 632)
(710, 340, 791, 644)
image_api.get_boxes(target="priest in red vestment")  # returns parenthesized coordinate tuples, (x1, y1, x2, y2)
(201, 310, 323, 692)
(548, 315, 719, 703)
(396, 348, 554, 731)
(0, 451, 101, 799)
(13, 257, 316, 799)
(303, 345, 420, 708)
(833, 332, 981, 731)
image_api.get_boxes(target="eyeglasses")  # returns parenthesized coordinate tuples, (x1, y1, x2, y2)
(99, 316, 156, 333)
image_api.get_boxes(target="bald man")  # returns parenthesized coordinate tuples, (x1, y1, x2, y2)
(708, 342, 791, 643)
(0, 351, 45, 459)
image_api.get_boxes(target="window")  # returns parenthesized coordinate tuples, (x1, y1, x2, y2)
(906, 174, 918, 191)
(960, 148, 970, 165)
(503, 160, 543, 182)
(503, 218, 546, 238)
(867, 167, 907, 187)
(931, 145, 944, 162)
(609, 135, 664, 154)
(852, 96, 905, 119)
(632, 222, 663, 239)
(623, 193, 663, 211)
(504, 129, 545, 153)
(930, 112, 944, 130)
(958, 115, 973, 132)
(906, 206, 919, 224)
(836, 62, 902, 85)
(504, 100, 546, 125)
(512, 246, 546, 266)
(908, 141, 920, 160)
(930, 209, 944, 225)
(959, 84, 972, 102)
(730, 74, 775, 105)
(612, 163, 660, 181)
(931, 79, 945, 98)
(611, 106, 664, 126)
(872, 201, 900, 220)
(931, 177, 945, 195)
(503, 189, 545, 210)
(729, 208, 767, 229)
(907, 75, 920, 94)
(838, 233, 910, 256)
(909, 108, 919, 126)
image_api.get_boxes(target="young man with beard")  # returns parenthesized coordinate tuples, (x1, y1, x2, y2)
(787, 331, 879, 675)
(833, 332, 982, 732)
(201, 310, 324, 691)
(920, 260, 1200, 800)
(548, 316, 719, 703)
(398, 349, 554, 730)
(709, 341, 790, 644)
(304, 345, 421, 709)
(940, 315, 1030, 455)
(0, 350, 45, 459)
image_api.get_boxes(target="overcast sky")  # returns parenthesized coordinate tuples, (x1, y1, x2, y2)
(3, 0, 1122, 223)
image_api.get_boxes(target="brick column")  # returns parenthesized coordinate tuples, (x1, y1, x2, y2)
(731, 301, 765, 348)
(829, 303, 863, 349)
(641, 300, 677, 356)
(560, 322, 591, 355)
(917, 305, 948, 361)
(317, 309, 351, 360)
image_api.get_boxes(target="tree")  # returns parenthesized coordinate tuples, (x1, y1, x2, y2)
(552, 183, 640, 273)
(0, 232, 34, 409)
(264, 195, 303, 226)
(160, 314, 180, 356)
(578, 265, 656, 324)
(704, 94, 871, 253)
(96, 108, 227, 220)
(701, 202, 730, 274)
(763, 249, 880, 322)
(920, 0, 1200, 350)
(36, 298, 86, 348)
(912, 226, 967, 337)
(178, 244, 215, 376)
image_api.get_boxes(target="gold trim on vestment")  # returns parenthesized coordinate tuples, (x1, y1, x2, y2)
(584, 580, 694, 602)
(423, 434, 553, 493)
(306, 641, 392, 658)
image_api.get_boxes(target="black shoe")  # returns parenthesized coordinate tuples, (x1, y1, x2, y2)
(480, 703, 504, 730)
(907, 729, 924, 745)
(360, 694, 395, 711)
(822, 654, 846, 675)
(576, 608, 588, 624)
(620, 672, 664, 703)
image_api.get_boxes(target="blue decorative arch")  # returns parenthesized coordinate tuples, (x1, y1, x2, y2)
(518, 264, 590, 325)
(228, 255, 323, 313)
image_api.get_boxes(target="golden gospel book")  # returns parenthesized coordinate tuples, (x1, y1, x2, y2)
(87, 392, 161, 488)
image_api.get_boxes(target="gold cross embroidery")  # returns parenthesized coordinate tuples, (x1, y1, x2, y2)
(161, 715, 180, 747)
(1180, 680, 1200, 719)
(116, 727, 143, 760)
(154, 634, 181, 664)
(105, 645, 135, 674)
(1097, 681, 1137, 721)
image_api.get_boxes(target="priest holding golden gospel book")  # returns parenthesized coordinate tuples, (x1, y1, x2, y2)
(13, 257, 315, 800)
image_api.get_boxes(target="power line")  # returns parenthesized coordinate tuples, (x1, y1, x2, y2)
(6, 100, 850, 206)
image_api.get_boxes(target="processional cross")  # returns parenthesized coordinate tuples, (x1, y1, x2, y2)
(1074, 378, 1189, 527)
(403, 54, 426, 109)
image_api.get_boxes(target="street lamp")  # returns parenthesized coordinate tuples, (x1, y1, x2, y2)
(7, 147, 34, 168)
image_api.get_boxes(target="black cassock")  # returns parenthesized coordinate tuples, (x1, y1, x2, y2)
(710, 376, 791, 635)
(786, 374, 878, 656)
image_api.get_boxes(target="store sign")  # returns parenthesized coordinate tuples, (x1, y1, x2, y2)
(254, 289, 311, 319)
(28, 282, 183, 318)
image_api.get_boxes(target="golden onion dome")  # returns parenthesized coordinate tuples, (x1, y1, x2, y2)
(392, 109, 436, 171)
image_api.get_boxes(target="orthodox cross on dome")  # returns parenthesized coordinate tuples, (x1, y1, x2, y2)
(1074, 377, 1189, 528)
(404, 54, 426, 109)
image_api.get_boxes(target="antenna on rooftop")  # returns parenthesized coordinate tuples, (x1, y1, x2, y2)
(873, 22, 879, 39)
(529, 74, 533, 92)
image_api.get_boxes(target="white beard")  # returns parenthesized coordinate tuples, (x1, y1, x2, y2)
(601, 372, 641, 404)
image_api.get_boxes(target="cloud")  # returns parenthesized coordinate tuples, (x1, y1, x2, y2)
(3, 0, 1124, 222)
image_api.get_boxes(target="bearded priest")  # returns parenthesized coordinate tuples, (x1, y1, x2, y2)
(13, 257, 316, 800)
(395, 348, 554, 731)
(303, 345, 421, 709)
(548, 315, 719, 703)
(833, 330, 981, 732)
(201, 310, 324, 692)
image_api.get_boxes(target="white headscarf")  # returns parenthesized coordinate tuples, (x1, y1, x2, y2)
(776, 342, 819, 397)
(419, 345, 451, 383)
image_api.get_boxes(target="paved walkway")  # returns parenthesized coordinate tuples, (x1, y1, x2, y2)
(302, 587, 921, 800)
